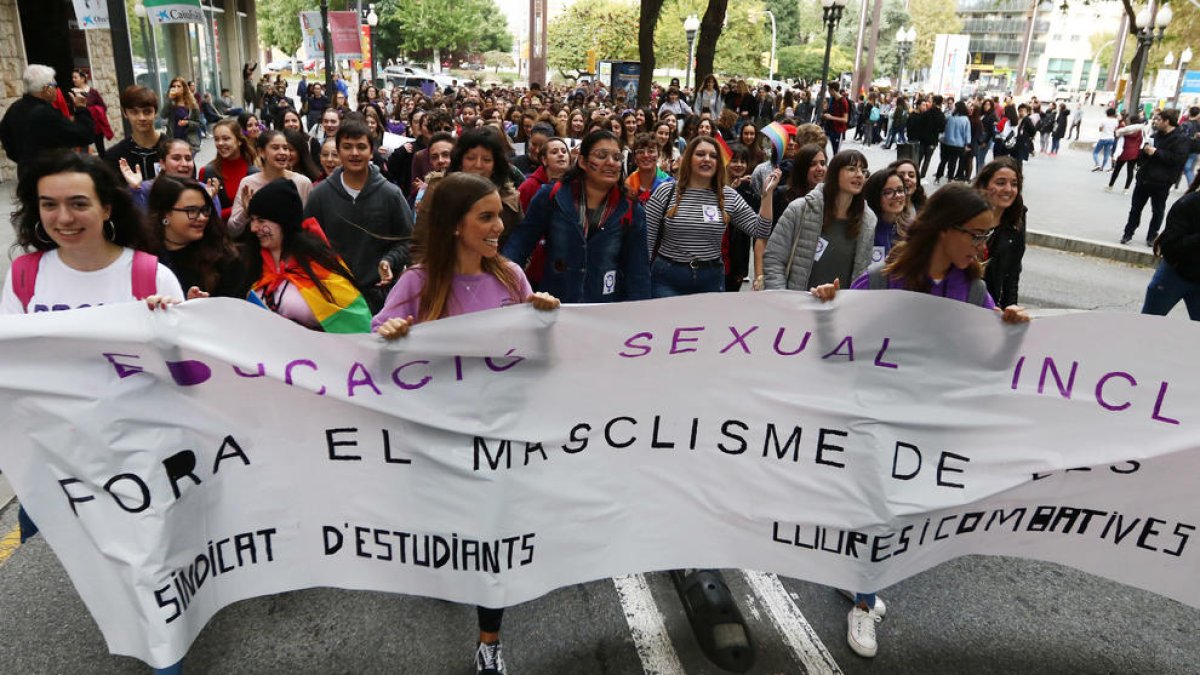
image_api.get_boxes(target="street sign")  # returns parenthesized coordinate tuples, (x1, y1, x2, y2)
(1182, 70, 1200, 94)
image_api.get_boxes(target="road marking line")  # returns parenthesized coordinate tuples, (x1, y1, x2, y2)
(741, 570, 842, 675)
(0, 525, 21, 566)
(611, 574, 686, 675)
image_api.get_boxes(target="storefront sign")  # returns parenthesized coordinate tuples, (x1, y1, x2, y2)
(71, 0, 110, 29)
(145, 0, 205, 25)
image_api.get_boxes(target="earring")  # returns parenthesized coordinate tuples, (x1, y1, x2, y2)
(162, 218, 170, 225)
(34, 221, 52, 244)
(104, 220, 116, 242)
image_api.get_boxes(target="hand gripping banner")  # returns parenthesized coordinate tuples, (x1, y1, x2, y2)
(0, 292, 1196, 667)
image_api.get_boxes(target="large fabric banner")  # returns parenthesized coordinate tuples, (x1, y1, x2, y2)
(0, 293, 1197, 667)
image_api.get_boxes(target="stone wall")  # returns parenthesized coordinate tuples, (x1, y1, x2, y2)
(85, 30, 126, 146)
(0, 0, 25, 182)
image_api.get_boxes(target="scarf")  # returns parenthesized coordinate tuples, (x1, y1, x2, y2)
(249, 217, 372, 333)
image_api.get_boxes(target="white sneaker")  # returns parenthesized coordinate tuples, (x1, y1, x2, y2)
(1104, 185, 1113, 192)
(847, 606, 880, 658)
(1123, 188, 1130, 196)
(837, 588, 887, 618)
(475, 641, 505, 675)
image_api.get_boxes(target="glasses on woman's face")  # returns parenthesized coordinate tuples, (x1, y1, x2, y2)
(882, 187, 907, 198)
(953, 225, 994, 244)
(172, 205, 213, 221)
(589, 151, 623, 164)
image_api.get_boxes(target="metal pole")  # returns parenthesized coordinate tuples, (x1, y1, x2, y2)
(768, 11, 776, 82)
(1173, 61, 1187, 108)
(1126, 0, 1158, 115)
(686, 34, 695, 90)
(815, 8, 841, 123)
(321, 0, 334, 96)
(1015, 0, 1039, 95)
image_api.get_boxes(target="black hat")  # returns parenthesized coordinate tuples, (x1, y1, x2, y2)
(248, 178, 302, 230)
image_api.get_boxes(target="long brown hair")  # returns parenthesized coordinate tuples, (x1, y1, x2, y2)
(145, 176, 238, 293)
(884, 183, 990, 293)
(167, 76, 197, 110)
(972, 157, 1025, 233)
(412, 173, 523, 322)
(786, 143, 826, 201)
(667, 135, 729, 224)
(213, 118, 256, 165)
(821, 150, 867, 238)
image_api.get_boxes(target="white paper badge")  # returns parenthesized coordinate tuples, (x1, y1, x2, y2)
(603, 270, 617, 295)
(814, 237, 829, 262)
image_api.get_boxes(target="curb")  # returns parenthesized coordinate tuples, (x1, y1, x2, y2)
(1027, 229, 1157, 267)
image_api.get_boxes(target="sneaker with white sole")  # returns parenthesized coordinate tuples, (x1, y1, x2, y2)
(837, 588, 886, 618)
(475, 641, 505, 675)
(847, 606, 880, 658)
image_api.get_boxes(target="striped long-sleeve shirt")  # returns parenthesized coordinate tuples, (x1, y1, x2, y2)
(645, 183, 770, 263)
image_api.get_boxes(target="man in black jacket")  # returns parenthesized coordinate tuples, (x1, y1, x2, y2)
(0, 64, 95, 180)
(1122, 108, 1191, 246)
(908, 96, 946, 179)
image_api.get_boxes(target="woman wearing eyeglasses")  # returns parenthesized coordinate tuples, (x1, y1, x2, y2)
(503, 129, 650, 303)
(974, 157, 1026, 309)
(763, 150, 876, 292)
(809, 182, 1028, 661)
(145, 175, 247, 299)
(863, 167, 911, 265)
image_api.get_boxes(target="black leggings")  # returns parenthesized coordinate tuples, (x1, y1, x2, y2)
(478, 606, 504, 633)
(1110, 159, 1136, 189)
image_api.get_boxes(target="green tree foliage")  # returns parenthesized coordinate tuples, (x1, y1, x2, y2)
(872, 0, 912, 82)
(483, 50, 515, 73)
(257, 0, 317, 57)
(652, 0, 769, 78)
(764, 0, 803, 46)
(777, 43, 854, 81)
(546, 0, 640, 77)
(906, 0, 961, 72)
(372, 0, 511, 63)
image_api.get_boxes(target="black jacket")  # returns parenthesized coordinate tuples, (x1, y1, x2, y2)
(0, 94, 95, 166)
(984, 206, 1027, 308)
(106, 134, 166, 183)
(1138, 126, 1191, 187)
(1159, 191, 1200, 283)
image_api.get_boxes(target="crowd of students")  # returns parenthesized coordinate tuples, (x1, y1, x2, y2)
(3, 60, 1198, 673)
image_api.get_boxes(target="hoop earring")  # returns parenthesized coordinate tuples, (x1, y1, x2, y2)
(162, 218, 170, 226)
(34, 221, 52, 245)
(104, 220, 116, 242)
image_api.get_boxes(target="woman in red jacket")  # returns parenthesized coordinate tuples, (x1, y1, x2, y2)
(1108, 113, 1146, 195)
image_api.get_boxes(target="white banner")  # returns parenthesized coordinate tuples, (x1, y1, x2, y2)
(71, 0, 110, 30)
(0, 293, 1197, 667)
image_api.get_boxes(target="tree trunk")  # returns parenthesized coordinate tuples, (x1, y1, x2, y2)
(638, 0, 665, 107)
(694, 0, 729, 90)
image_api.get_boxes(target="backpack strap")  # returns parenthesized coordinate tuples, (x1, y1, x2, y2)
(131, 250, 159, 299)
(967, 278, 990, 307)
(11, 251, 45, 313)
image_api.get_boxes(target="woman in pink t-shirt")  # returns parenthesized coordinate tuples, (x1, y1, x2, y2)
(372, 172, 559, 675)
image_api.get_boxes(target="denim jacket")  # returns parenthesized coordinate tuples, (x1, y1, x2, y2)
(503, 178, 651, 303)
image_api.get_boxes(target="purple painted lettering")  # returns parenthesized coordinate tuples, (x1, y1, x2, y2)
(1151, 381, 1180, 425)
(392, 360, 432, 390)
(670, 327, 705, 354)
(619, 332, 654, 358)
(772, 327, 811, 356)
(1037, 358, 1078, 399)
(720, 326, 758, 354)
(166, 360, 212, 386)
(103, 352, 144, 378)
(821, 336, 854, 361)
(873, 338, 898, 369)
(346, 362, 382, 397)
(284, 359, 326, 396)
(1095, 371, 1135, 411)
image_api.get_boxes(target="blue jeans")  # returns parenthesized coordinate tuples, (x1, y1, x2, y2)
(884, 126, 906, 148)
(854, 592, 877, 609)
(1093, 138, 1115, 168)
(651, 257, 725, 297)
(975, 143, 990, 174)
(1183, 153, 1198, 187)
(1142, 262, 1200, 320)
(18, 504, 38, 543)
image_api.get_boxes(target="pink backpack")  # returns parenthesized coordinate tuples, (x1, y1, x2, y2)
(11, 250, 158, 313)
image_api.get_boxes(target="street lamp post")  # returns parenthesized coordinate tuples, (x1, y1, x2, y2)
(750, 10, 778, 82)
(367, 4, 378, 86)
(1168, 47, 1192, 108)
(814, 0, 847, 123)
(684, 14, 701, 90)
(895, 26, 915, 90)
(133, 1, 159, 93)
(1127, 1, 1172, 116)
(321, 0, 334, 96)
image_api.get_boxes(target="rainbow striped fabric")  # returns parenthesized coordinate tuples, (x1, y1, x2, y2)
(249, 246, 372, 334)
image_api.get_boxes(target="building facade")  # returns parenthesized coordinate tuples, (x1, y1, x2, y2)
(957, 0, 1050, 92)
(0, 0, 259, 182)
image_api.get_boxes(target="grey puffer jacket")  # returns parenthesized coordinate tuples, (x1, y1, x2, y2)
(762, 187, 877, 291)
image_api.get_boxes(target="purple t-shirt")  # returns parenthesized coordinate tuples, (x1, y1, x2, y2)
(850, 266, 997, 309)
(371, 262, 533, 329)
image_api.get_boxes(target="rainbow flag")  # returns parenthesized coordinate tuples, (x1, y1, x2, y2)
(248, 218, 373, 334)
(713, 134, 734, 164)
(761, 122, 791, 164)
